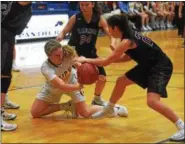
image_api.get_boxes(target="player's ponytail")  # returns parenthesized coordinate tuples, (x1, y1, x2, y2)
(62, 45, 77, 60)
(92, 2, 102, 16)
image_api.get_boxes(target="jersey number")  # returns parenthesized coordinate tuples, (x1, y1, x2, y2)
(135, 32, 153, 47)
(80, 35, 92, 45)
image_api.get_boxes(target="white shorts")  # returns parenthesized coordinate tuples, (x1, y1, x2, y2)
(37, 69, 85, 104)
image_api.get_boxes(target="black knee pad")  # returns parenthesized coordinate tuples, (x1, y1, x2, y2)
(1, 77, 11, 93)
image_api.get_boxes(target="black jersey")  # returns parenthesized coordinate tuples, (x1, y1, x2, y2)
(68, 13, 100, 56)
(125, 31, 168, 66)
(1, 2, 32, 35)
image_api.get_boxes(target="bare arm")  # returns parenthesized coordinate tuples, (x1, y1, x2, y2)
(50, 76, 83, 92)
(56, 15, 76, 41)
(79, 39, 135, 67)
(114, 54, 132, 63)
(99, 16, 117, 47)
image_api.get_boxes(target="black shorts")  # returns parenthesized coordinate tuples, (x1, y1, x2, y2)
(1, 28, 15, 76)
(125, 57, 173, 98)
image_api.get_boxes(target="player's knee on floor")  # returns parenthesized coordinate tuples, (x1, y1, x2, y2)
(1, 77, 11, 93)
(78, 109, 91, 118)
(75, 103, 91, 118)
(98, 75, 106, 83)
(31, 108, 42, 118)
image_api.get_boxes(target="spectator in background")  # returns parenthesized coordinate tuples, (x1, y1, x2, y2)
(164, 2, 175, 28)
(155, 2, 169, 30)
(179, 2, 185, 47)
(117, 1, 141, 31)
(97, 2, 112, 19)
(142, 2, 157, 30)
(106, 1, 121, 15)
(134, 2, 152, 31)
(178, 2, 184, 39)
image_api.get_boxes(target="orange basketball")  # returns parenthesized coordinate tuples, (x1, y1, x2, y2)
(77, 63, 99, 85)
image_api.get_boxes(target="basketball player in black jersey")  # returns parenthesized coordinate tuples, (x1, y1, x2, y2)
(77, 14, 184, 142)
(1, 1, 32, 131)
(57, 2, 115, 107)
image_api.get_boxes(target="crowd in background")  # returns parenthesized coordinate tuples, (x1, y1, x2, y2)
(68, 1, 184, 47)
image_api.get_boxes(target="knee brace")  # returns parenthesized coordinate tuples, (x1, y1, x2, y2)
(1, 77, 11, 93)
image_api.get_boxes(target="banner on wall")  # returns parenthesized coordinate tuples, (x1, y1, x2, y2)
(15, 14, 69, 40)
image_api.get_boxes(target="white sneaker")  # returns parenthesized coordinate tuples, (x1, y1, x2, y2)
(114, 105, 128, 117)
(4, 98, 20, 109)
(141, 26, 148, 31)
(170, 129, 184, 141)
(92, 105, 117, 119)
(91, 98, 108, 107)
(1, 108, 17, 120)
(146, 25, 152, 31)
(1, 119, 17, 131)
(167, 23, 171, 28)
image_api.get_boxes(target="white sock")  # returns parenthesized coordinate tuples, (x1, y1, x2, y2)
(108, 102, 115, 107)
(175, 119, 184, 130)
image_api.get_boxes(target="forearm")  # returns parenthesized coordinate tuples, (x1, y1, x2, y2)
(59, 83, 81, 92)
(114, 55, 132, 63)
(85, 58, 110, 67)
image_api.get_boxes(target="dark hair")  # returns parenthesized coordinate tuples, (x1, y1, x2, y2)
(78, 2, 101, 16)
(92, 2, 101, 15)
(107, 14, 134, 39)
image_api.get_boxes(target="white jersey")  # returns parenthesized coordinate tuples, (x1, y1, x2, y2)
(37, 58, 85, 103)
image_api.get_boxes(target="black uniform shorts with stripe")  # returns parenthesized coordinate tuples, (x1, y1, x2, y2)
(1, 28, 15, 76)
(76, 48, 106, 76)
(125, 57, 173, 98)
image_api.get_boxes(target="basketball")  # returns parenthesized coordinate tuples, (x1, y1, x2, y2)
(77, 63, 99, 85)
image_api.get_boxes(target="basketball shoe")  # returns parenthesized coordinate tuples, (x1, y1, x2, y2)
(4, 94, 20, 109)
(92, 104, 128, 118)
(91, 97, 107, 107)
(64, 100, 78, 119)
(1, 107, 17, 120)
(170, 129, 184, 141)
(1, 119, 17, 131)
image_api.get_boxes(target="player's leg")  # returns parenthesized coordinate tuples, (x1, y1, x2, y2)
(92, 66, 107, 106)
(1, 28, 17, 131)
(147, 59, 184, 141)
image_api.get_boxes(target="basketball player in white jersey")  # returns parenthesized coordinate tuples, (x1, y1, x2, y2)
(31, 40, 128, 119)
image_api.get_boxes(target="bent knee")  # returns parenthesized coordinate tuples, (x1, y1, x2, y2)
(77, 109, 91, 118)
(30, 109, 42, 118)
(147, 99, 158, 108)
(116, 75, 131, 86)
